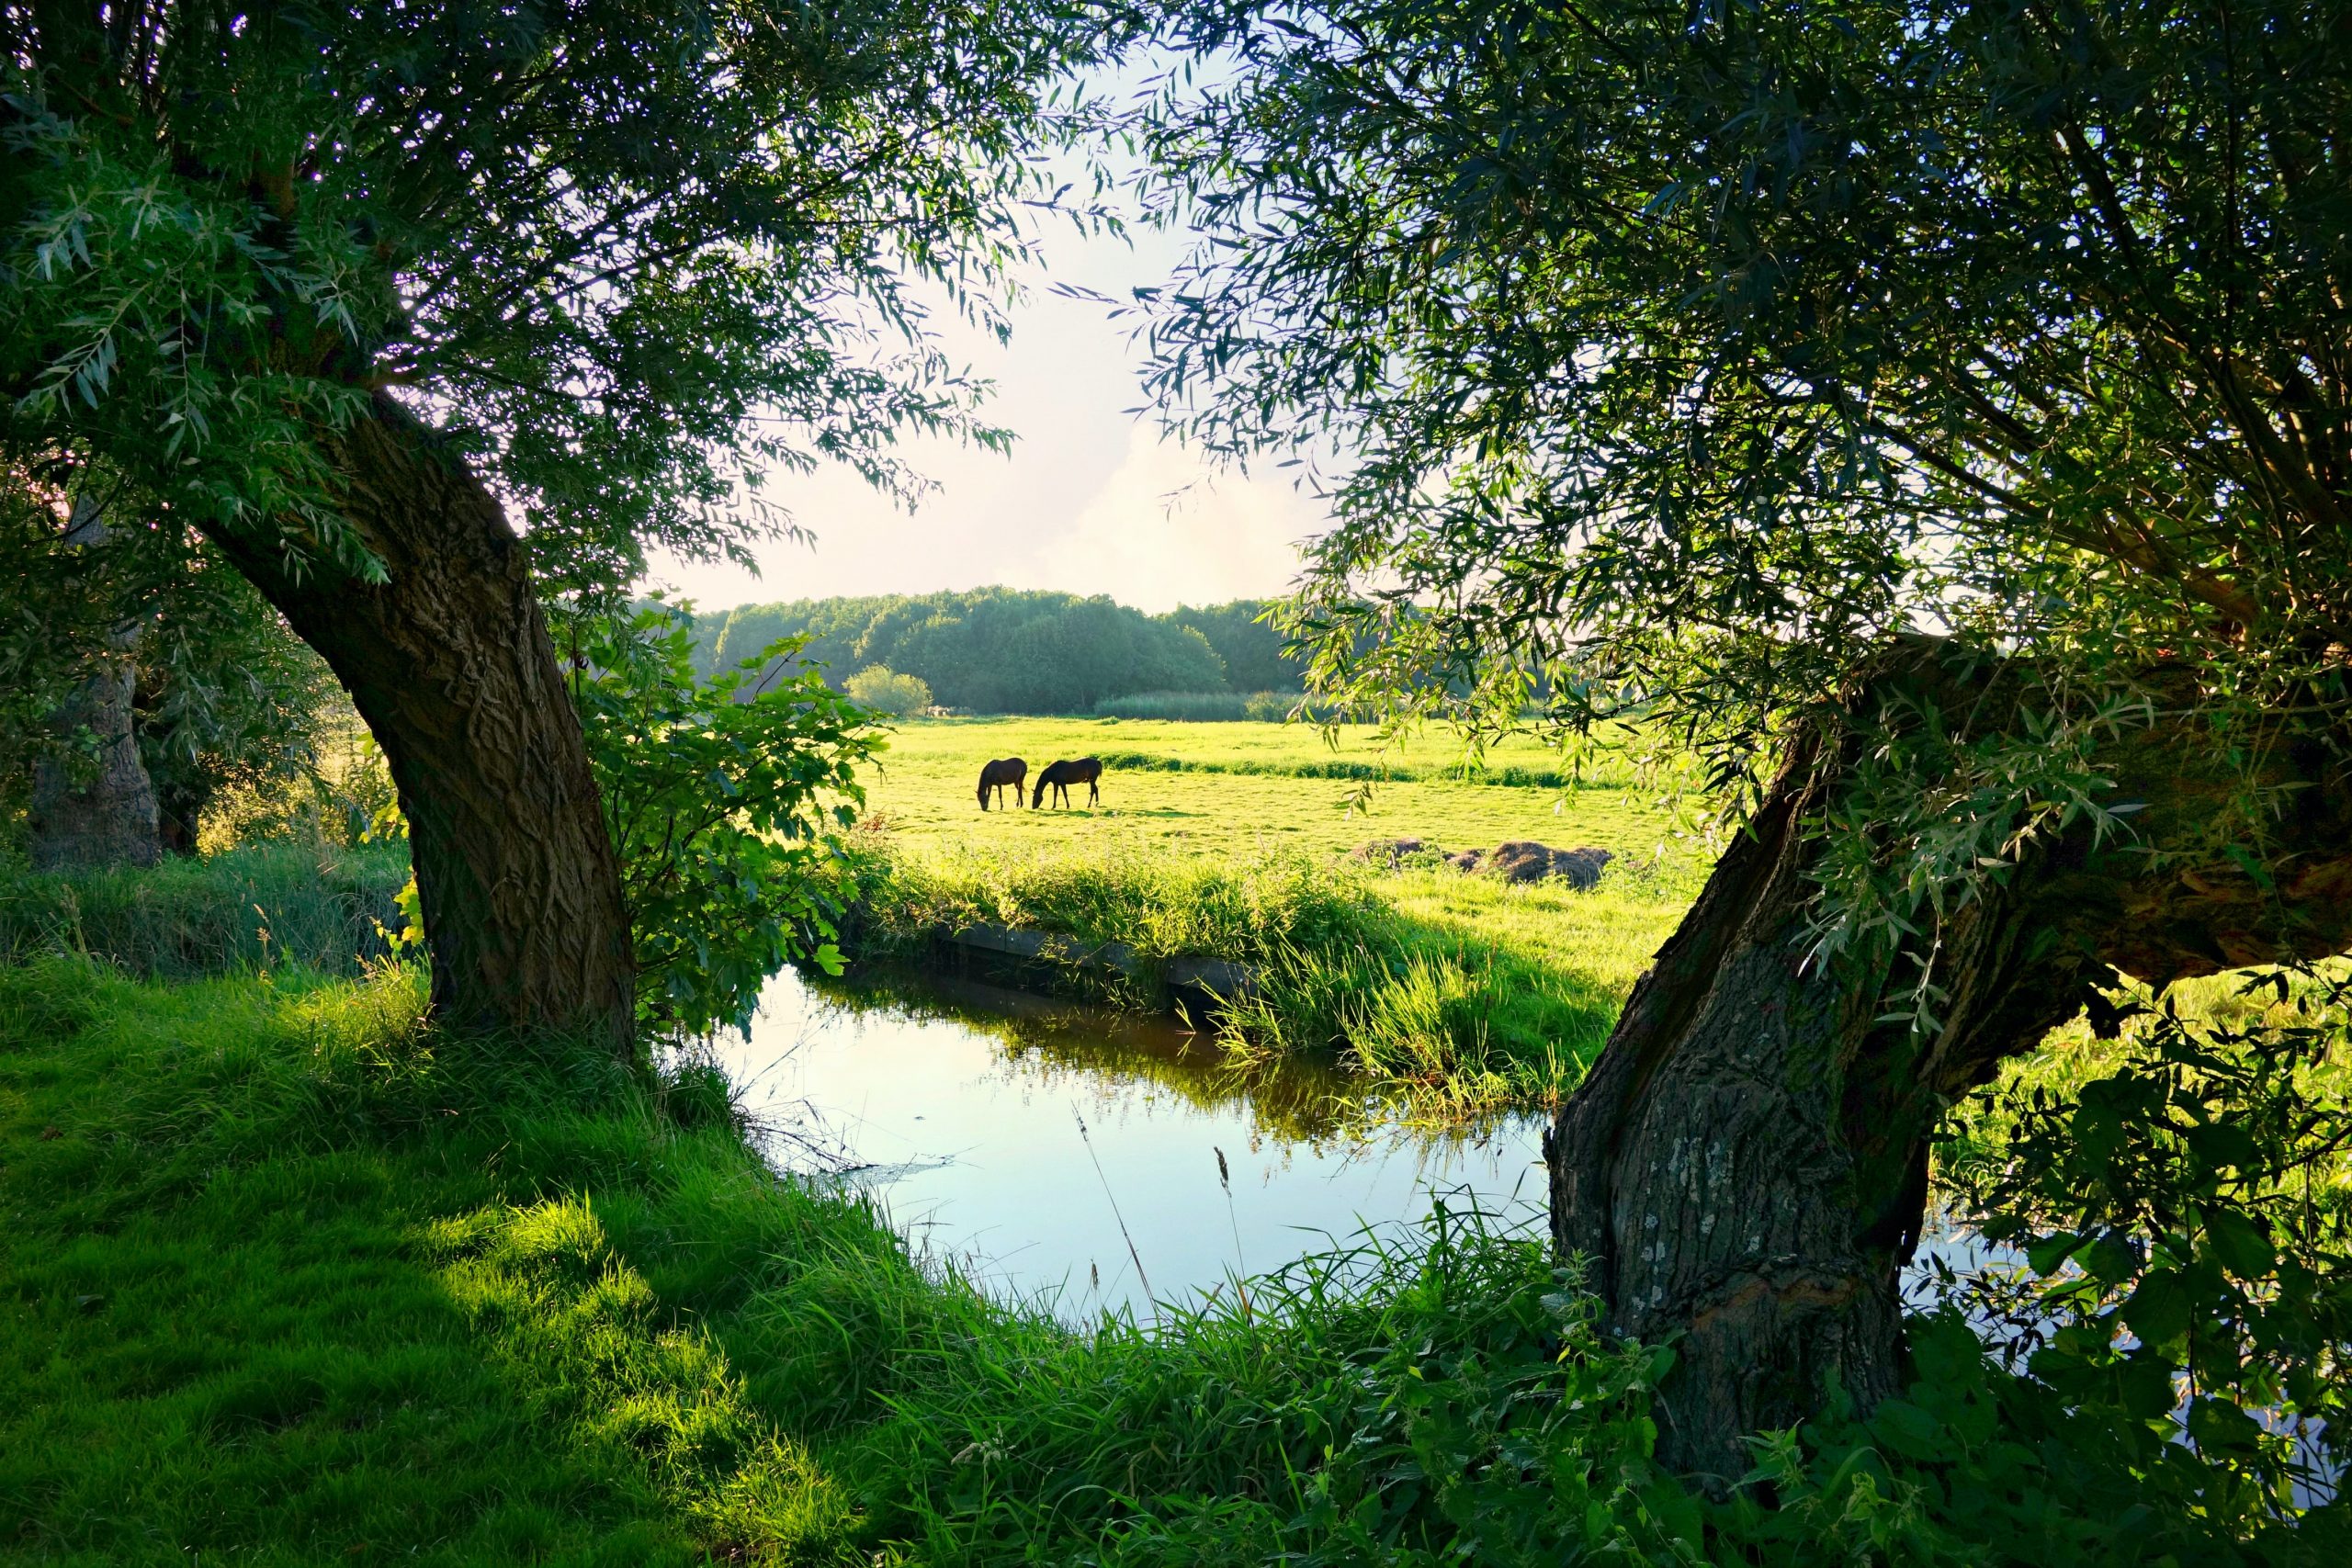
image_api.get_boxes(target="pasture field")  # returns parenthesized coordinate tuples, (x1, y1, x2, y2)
(846, 717, 1710, 1117)
(862, 715, 1696, 865)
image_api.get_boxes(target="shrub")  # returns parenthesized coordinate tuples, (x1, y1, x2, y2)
(571, 608, 881, 1040)
(1244, 689, 1298, 721)
(845, 665, 933, 716)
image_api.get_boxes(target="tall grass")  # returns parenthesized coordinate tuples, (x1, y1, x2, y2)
(2, 953, 2314, 1565)
(849, 845, 1656, 1117)
(0, 842, 409, 977)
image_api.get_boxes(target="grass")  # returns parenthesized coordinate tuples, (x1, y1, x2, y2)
(851, 845, 1689, 1121)
(4, 953, 2313, 1566)
(0, 954, 1691, 1566)
(843, 717, 1706, 1120)
(859, 716, 1687, 858)
(0, 842, 409, 978)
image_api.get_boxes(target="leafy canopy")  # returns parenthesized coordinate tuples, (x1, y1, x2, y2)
(1137, 0, 2351, 773)
(3, 1, 1125, 597)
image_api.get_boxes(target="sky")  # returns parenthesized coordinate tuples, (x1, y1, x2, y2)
(639, 187, 1330, 619)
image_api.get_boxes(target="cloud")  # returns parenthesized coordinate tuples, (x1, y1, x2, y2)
(1009, 426, 1323, 613)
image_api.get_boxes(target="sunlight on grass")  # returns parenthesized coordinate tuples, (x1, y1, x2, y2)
(848, 840, 1690, 1120)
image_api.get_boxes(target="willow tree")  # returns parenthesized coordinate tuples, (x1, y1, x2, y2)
(2, 2, 1112, 1047)
(1140, 0, 2352, 1477)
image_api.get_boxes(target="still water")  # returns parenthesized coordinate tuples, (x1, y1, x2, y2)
(704, 965, 1548, 1318)
(702, 966, 2335, 1498)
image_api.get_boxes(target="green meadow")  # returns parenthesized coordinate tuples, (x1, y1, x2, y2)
(843, 717, 1707, 1119)
(861, 715, 1679, 858)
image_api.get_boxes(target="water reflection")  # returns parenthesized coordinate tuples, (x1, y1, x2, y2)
(707, 965, 1547, 1318)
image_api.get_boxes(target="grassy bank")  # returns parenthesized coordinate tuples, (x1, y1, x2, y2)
(848, 845, 1691, 1119)
(3, 955, 2317, 1565)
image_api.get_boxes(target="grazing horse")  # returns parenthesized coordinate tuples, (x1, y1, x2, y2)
(1032, 756, 1102, 808)
(976, 757, 1027, 811)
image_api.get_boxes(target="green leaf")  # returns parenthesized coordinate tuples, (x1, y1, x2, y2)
(2119, 1269, 2192, 1351)
(2200, 1209, 2276, 1281)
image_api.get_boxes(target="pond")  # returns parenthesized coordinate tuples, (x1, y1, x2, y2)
(702, 964, 1548, 1319)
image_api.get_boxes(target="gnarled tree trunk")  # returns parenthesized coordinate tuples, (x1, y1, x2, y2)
(28, 495, 161, 873)
(1547, 649, 2352, 1485)
(200, 393, 634, 1052)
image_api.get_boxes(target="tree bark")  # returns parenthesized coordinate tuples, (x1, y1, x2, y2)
(199, 393, 635, 1052)
(1547, 649, 2352, 1485)
(27, 495, 162, 873)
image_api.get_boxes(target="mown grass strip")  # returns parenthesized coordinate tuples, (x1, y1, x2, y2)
(1093, 749, 1604, 791)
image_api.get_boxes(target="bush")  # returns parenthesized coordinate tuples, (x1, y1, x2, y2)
(571, 608, 881, 1040)
(845, 665, 933, 716)
(1244, 689, 1298, 721)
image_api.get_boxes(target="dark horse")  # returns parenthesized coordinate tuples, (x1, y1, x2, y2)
(976, 757, 1027, 810)
(1032, 756, 1102, 808)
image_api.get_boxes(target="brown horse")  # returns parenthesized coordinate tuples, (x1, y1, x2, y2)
(976, 757, 1027, 810)
(1031, 756, 1102, 808)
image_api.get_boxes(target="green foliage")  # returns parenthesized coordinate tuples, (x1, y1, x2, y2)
(6, 954, 2333, 1563)
(132, 569, 347, 853)
(701, 588, 1234, 715)
(843, 664, 933, 716)
(2, 4, 1125, 602)
(1936, 969, 2352, 1514)
(1137, 0, 2352, 923)
(864, 1208, 1710, 1567)
(1729, 1311, 2338, 1565)
(1158, 598, 1307, 694)
(567, 606, 878, 1041)
(0, 955, 858, 1564)
(847, 844, 1638, 1118)
(1, 473, 342, 854)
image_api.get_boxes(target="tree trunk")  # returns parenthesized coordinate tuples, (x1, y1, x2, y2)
(1547, 649, 2352, 1485)
(199, 392, 635, 1052)
(27, 495, 161, 873)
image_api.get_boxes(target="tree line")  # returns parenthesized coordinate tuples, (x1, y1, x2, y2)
(690, 589, 1306, 714)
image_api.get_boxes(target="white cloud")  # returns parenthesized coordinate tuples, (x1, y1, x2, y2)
(1008, 426, 1321, 613)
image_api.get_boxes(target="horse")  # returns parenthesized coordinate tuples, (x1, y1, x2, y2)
(1032, 756, 1102, 808)
(976, 757, 1027, 811)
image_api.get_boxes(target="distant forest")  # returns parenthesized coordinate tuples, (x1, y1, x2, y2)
(688, 590, 1306, 715)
